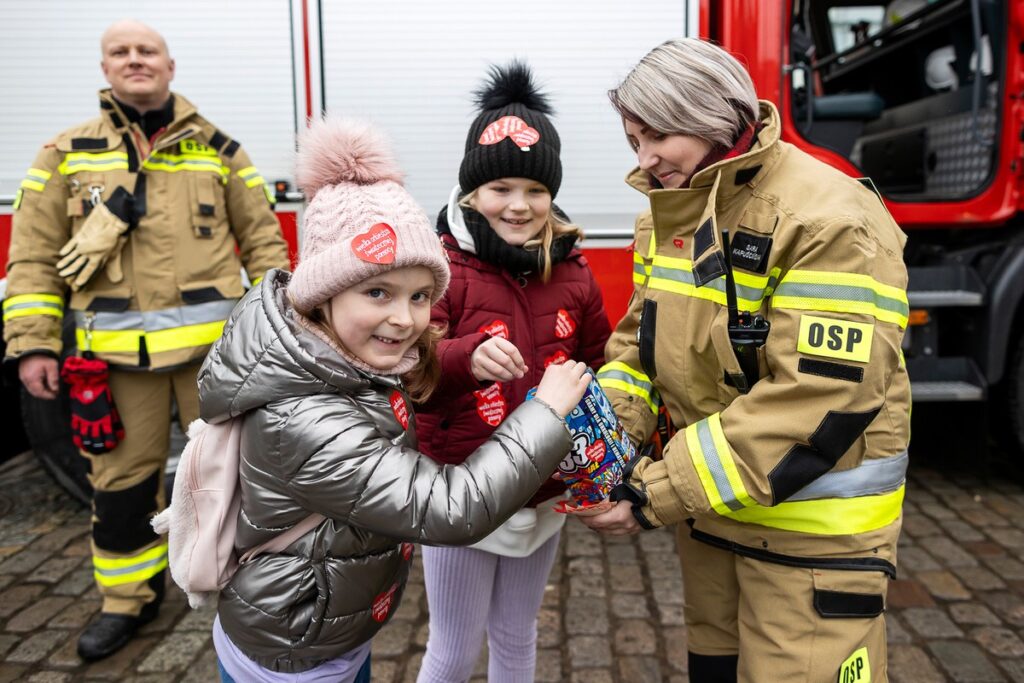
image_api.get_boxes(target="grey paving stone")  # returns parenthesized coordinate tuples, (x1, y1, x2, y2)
(970, 626, 1024, 657)
(656, 602, 686, 626)
(4, 596, 73, 632)
(534, 648, 562, 682)
(30, 557, 81, 585)
(610, 592, 650, 619)
(638, 529, 675, 554)
(26, 672, 72, 683)
(979, 592, 1024, 626)
(171, 604, 217, 632)
(371, 659, 399, 683)
(0, 583, 45, 619)
(178, 647, 218, 683)
(0, 550, 48, 575)
(954, 566, 1008, 591)
(663, 625, 689, 674)
(928, 640, 1007, 682)
(989, 528, 1024, 550)
(537, 608, 560, 649)
(49, 565, 94, 597)
(608, 563, 644, 591)
(983, 555, 1024, 581)
(885, 612, 912, 643)
(902, 513, 943, 538)
(565, 596, 608, 636)
(941, 519, 987, 542)
(45, 633, 82, 668)
(927, 536, 982, 568)
(569, 573, 607, 598)
(5, 630, 67, 664)
(567, 635, 611, 669)
(375, 620, 414, 657)
(618, 655, 662, 682)
(605, 542, 638, 564)
(0, 664, 27, 683)
(960, 508, 1011, 528)
(137, 600, 187, 636)
(644, 552, 682, 579)
(137, 631, 209, 673)
(614, 620, 656, 655)
(919, 502, 959, 520)
(1000, 658, 1024, 683)
(950, 602, 1002, 626)
(570, 668, 612, 683)
(565, 532, 602, 558)
(897, 546, 941, 572)
(0, 635, 16, 659)
(902, 607, 964, 638)
(650, 577, 685, 605)
(568, 557, 603, 576)
(917, 570, 972, 600)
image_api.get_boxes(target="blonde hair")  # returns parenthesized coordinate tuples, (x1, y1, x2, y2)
(609, 38, 759, 148)
(304, 307, 446, 403)
(460, 188, 583, 283)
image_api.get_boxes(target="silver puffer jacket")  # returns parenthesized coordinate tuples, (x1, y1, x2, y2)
(198, 269, 572, 673)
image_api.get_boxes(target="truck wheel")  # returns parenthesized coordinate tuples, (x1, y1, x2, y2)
(20, 384, 92, 506)
(1001, 333, 1024, 460)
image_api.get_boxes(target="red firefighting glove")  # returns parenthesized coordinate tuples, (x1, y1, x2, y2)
(61, 355, 125, 455)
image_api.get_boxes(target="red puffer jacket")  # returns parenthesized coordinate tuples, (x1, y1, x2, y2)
(417, 233, 611, 507)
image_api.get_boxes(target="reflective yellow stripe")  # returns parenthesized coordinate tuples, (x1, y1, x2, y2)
(20, 168, 51, 192)
(685, 415, 756, 515)
(145, 320, 226, 353)
(12, 189, 23, 210)
(597, 361, 659, 414)
(772, 269, 909, 328)
(725, 485, 905, 535)
(3, 294, 64, 322)
(632, 250, 650, 286)
(238, 165, 268, 189)
(93, 544, 168, 587)
(263, 184, 276, 204)
(648, 254, 779, 312)
(143, 152, 230, 178)
(58, 151, 129, 175)
(75, 320, 227, 355)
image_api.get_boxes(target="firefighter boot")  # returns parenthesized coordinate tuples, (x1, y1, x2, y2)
(77, 571, 164, 660)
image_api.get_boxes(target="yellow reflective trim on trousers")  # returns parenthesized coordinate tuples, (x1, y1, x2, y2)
(3, 294, 64, 322)
(12, 189, 22, 210)
(75, 320, 226, 354)
(723, 485, 905, 535)
(772, 269, 909, 328)
(93, 544, 168, 587)
(58, 151, 129, 175)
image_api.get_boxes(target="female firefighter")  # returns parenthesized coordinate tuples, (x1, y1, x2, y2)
(583, 38, 911, 683)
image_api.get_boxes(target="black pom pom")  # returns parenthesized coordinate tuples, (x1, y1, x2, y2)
(473, 60, 554, 115)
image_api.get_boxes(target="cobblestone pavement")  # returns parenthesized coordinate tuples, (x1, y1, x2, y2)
(2, 452, 1024, 682)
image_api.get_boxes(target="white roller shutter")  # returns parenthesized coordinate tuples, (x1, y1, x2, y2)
(320, 1, 686, 236)
(0, 0, 296, 199)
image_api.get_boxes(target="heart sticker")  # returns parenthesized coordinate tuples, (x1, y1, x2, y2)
(351, 223, 397, 264)
(544, 350, 569, 368)
(673, 238, 685, 249)
(478, 319, 510, 340)
(390, 390, 409, 430)
(479, 115, 540, 150)
(474, 383, 508, 427)
(372, 583, 399, 623)
(554, 309, 576, 339)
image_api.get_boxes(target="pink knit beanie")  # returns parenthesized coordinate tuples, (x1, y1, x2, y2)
(289, 118, 450, 314)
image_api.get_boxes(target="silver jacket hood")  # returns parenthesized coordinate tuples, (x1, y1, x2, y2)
(197, 270, 572, 672)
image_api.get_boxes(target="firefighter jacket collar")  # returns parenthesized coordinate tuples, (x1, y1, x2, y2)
(98, 88, 200, 144)
(624, 101, 784, 203)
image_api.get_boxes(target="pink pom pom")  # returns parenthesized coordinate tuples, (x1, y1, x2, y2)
(295, 118, 405, 198)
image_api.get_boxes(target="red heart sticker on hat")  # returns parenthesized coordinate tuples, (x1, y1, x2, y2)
(479, 115, 540, 150)
(554, 309, 576, 339)
(474, 382, 508, 427)
(390, 390, 409, 430)
(478, 319, 510, 340)
(352, 223, 397, 264)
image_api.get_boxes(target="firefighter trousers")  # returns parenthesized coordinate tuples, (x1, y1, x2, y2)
(676, 525, 888, 683)
(84, 363, 201, 616)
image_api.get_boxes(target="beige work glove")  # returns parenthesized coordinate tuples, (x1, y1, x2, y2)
(57, 199, 132, 291)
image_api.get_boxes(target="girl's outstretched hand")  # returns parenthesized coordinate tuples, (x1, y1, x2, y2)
(471, 337, 527, 382)
(534, 360, 591, 418)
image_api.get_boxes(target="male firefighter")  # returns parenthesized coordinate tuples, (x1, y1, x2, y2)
(4, 19, 289, 660)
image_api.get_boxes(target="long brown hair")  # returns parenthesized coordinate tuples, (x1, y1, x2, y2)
(303, 307, 446, 402)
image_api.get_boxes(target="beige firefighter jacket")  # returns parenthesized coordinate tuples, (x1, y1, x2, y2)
(4, 89, 289, 369)
(599, 102, 911, 571)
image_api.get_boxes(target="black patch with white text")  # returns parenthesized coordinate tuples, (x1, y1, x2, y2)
(730, 231, 772, 273)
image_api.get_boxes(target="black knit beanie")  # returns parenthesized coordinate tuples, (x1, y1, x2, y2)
(459, 61, 562, 198)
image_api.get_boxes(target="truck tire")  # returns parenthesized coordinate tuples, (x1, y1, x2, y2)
(20, 384, 92, 506)
(1002, 333, 1024, 461)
